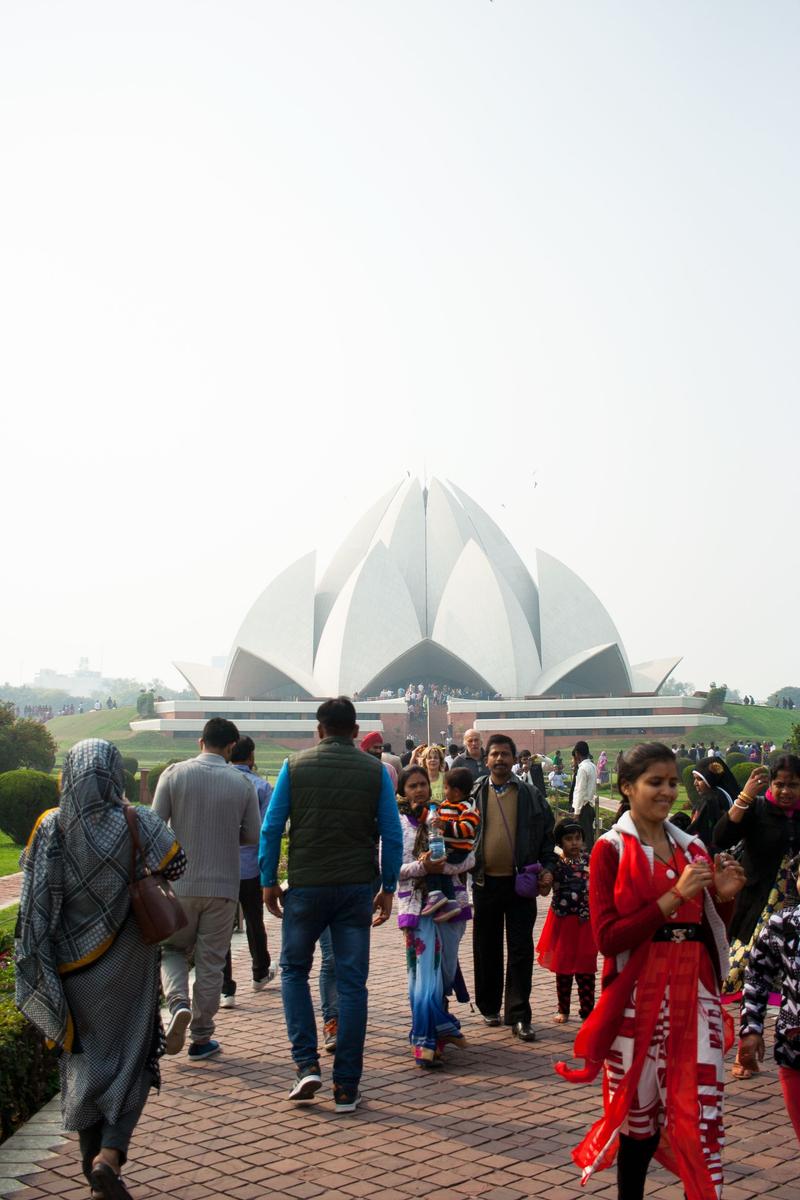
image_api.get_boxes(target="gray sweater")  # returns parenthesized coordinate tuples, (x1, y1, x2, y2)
(152, 753, 261, 901)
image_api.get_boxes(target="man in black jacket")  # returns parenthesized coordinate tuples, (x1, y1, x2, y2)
(471, 733, 556, 1041)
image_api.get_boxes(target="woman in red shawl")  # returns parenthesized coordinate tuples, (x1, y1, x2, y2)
(555, 743, 746, 1200)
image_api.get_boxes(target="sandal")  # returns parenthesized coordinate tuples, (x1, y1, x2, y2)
(553, 1012, 569, 1024)
(731, 1061, 754, 1080)
(89, 1161, 134, 1200)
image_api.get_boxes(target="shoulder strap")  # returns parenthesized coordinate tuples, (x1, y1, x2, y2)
(124, 804, 148, 879)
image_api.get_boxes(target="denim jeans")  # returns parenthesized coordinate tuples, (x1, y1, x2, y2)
(280, 884, 373, 1090)
(318, 926, 338, 1023)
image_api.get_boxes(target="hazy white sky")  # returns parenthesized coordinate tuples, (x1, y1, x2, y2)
(2, 1, 797, 699)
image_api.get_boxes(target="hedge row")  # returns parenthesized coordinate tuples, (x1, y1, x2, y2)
(0, 929, 59, 1143)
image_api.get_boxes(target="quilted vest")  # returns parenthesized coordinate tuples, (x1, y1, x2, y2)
(287, 736, 382, 886)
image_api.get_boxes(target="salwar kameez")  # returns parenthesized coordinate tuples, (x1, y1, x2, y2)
(405, 915, 465, 1063)
(556, 815, 733, 1200)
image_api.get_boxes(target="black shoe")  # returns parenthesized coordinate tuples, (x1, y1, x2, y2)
(289, 1062, 322, 1102)
(512, 1021, 537, 1042)
(482, 1013, 501, 1027)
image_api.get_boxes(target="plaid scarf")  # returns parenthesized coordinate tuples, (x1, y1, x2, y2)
(15, 738, 179, 1050)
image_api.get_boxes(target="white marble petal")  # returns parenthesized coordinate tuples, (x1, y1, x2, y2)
(174, 661, 226, 698)
(432, 540, 540, 698)
(445, 479, 541, 654)
(314, 481, 404, 647)
(368, 477, 427, 631)
(224, 551, 317, 697)
(532, 643, 631, 698)
(536, 549, 632, 685)
(630, 657, 682, 694)
(313, 541, 423, 696)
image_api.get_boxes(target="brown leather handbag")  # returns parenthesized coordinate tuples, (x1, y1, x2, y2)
(124, 805, 187, 944)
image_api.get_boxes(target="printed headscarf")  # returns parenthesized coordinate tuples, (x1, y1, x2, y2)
(15, 738, 180, 1049)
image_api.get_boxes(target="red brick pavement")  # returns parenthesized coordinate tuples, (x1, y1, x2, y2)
(6, 909, 798, 1200)
(0, 873, 22, 908)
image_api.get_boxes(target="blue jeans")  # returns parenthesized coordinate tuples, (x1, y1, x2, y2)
(280, 884, 372, 1090)
(318, 926, 338, 1023)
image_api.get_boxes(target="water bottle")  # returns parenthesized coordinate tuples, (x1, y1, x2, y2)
(428, 805, 445, 861)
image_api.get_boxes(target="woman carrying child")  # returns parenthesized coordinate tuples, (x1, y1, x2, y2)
(396, 766, 476, 1068)
(555, 743, 746, 1200)
(537, 818, 597, 1023)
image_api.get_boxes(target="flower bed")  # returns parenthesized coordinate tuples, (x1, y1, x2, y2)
(0, 909, 59, 1142)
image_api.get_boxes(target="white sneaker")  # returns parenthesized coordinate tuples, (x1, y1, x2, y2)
(219, 994, 236, 1009)
(253, 966, 277, 991)
(165, 1007, 191, 1055)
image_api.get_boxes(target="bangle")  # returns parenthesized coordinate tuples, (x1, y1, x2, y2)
(733, 798, 752, 811)
(670, 886, 685, 904)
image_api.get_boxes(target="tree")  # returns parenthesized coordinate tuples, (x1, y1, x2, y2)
(0, 703, 57, 774)
(660, 678, 695, 697)
(705, 683, 727, 712)
(789, 724, 800, 756)
(768, 686, 800, 709)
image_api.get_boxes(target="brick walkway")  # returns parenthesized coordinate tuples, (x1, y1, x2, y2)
(4, 910, 798, 1200)
(0, 873, 22, 909)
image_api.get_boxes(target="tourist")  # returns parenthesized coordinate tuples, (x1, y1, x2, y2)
(445, 741, 460, 769)
(260, 696, 403, 1112)
(16, 739, 186, 1200)
(220, 736, 276, 1009)
(414, 765, 480, 923)
(422, 742, 445, 803)
(382, 741, 403, 776)
(513, 750, 532, 778)
(738, 851, 800, 1140)
(395, 765, 472, 1067)
(154, 717, 261, 1063)
(596, 749, 609, 787)
(536, 818, 597, 1024)
(452, 728, 489, 781)
(687, 755, 737, 850)
(400, 737, 416, 767)
(713, 754, 800, 1074)
(571, 741, 597, 850)
(555, 742, 746, 1200)
(526, 753, 547, 796)
(471, 733, 556, 1041)
(361, 730, 397, 788)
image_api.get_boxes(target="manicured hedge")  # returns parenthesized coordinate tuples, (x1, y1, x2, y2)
(0, 771, 59, 847)
(0, 929, 59, 1143)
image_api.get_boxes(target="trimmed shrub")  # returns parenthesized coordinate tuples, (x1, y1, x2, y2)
(732, 762, 765, 791)
(675, 757, 693, 781)
(726, 752, 747, 768)
(682, 764, 701, 808)
(119, 755, 138, 776)
(122, 770, 139, 804)
(0, 771, 59, 847)
(147, 760, 184, 796)
(0, 931, 59, 1142)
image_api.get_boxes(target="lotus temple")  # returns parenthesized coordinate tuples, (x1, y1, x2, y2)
(131, 477, 724, 752)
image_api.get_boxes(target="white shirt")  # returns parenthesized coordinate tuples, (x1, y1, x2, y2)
(572, 758, 597, 814)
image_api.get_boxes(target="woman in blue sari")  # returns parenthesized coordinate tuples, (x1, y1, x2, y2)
(396, 766, 472, 1067)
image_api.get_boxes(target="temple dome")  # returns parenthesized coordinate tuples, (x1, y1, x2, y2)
(175, 477, 677, 700)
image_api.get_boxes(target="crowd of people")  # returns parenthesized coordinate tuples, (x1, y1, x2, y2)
(14, 709, 800, 1200)
(355, 681, 502, 716)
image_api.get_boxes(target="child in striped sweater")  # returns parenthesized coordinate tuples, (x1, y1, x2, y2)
(421, 767, 480, 922)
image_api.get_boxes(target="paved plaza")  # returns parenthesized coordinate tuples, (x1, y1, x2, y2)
(2, 908, 798, 1200)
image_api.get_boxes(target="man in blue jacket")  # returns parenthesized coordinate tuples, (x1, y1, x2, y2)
(260, 697, 402, 1113)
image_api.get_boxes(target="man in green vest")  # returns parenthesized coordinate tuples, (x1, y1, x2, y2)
(261, 697, 403, 1113)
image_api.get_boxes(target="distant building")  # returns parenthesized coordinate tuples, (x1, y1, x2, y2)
(35, 658, 104, 697)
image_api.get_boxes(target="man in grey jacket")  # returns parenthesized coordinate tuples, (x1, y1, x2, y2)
(153, 717, 261, 1063)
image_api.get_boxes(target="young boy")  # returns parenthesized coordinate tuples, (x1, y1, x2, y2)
(421, 767, 480, 922)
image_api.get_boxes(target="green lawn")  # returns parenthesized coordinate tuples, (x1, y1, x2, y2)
(0, 904, 18, 938)
(0, 834, 22, 878)
(47, 708, 292, 774)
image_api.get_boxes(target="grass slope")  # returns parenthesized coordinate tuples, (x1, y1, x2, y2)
(47, 707, 292, 774)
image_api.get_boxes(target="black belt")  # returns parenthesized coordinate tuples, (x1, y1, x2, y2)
(652, 923, 703, 943)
